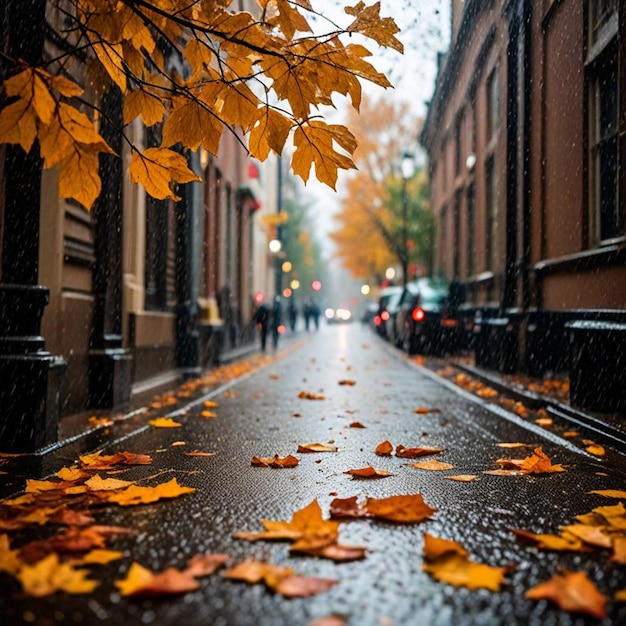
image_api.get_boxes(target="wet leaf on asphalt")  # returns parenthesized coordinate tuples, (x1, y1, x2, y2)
(106, 478, 195, 506)
(525, 570, 607, 619)
(512, 529, 588, 552)
(184, 451, 215, 457)
(251, 454, 299, 468)
(349, 421, 366, 428)
(17, 552, 99, 596)
(297, 443, 338, 453)
(496, 443, 529, 449)
(202, 400, 219, 408)
(375, 440, 393, 456)
(587, 489, 626, 499)
(298, 390, 326, 400)
(344, 466, 393, 478)
(586, 445, 606, 456)
(364, 494, 438, 524)
(444, 475, 478, 482)
(409, 460, 454, 471)
(223, 558, 337, 597)
(329, 496, 366, 519)
(149, 417, 182, 428)
(78, 450, 152, 470)
(395, 444, 445, 458)
(422, 533, 507, 591)
(116, 562, 199, 596)
(338, 379, 356, 386)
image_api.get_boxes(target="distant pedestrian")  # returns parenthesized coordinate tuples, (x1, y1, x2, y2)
(303, 299, 312, 331)
(271, 296, 282, 349)
(311, 300, 320, 330)
(255, 302, 270, 351)
(288, 300, 297, 332)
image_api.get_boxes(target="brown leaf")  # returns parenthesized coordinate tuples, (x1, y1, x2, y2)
(396, 445, 445, 458)
(525, 570, 607, 619)
(297, 443, 338, 453)
(496, 442, 529, 449)
(184, 451, 215, 457)
(375, 440, 393, 456)
(308, 616, 347, 626)
(423, 532, 468, 560)
(298, 390, 325, 400)
(349, 421, 366, 428)
(273, 573, 337, 598)
(409, 460, 454, 471)
(338, 379, 356, 386)
(291, 541, 366, 562)
(116, 562, 199, 596)
(78, 450, 151, 470)
(329, 496, 365, 519)
(251, 454, 299, 468)
(185, 553, 230, 578)
(344, 466, 392, 479)
(365, 494, 438, 524)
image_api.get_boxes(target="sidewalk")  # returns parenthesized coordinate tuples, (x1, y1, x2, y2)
(417, 353, 626, 454)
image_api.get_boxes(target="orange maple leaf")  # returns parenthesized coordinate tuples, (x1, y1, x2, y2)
(525, 570, 607, 619)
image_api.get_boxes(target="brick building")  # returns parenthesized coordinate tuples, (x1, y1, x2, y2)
(421, 0, 626, 385)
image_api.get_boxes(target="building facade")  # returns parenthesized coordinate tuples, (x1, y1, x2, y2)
(421, 0, 626, 381)
(0, 0, 274, 451)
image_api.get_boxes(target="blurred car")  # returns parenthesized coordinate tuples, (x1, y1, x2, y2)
(396, 278, 459, 355)
(325, 307, 353, 324)
(372, 286, 403, 339)
(382, 288, 404, 344)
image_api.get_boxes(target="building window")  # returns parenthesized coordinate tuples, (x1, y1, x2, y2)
(587, 0, 620, 243)
(485, 157, 498, 271)
(486, 66, 500, 142)
(589, 0, 617, 49)
(466, 183, 475, 277)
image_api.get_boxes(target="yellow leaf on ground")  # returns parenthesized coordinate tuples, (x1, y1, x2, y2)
(496, 442, 529, 449)
(85, 475, 134, 491)
(612, 537, 626, 564)
(586, 445, 606, 456)
(234, 499, 339, 545)
(200, 410, 217, 418)
(563, 431, 579, 438)
(55, 467, 85, 482)
(297, 443, 338, 453)
(149, 417, 181, 428)
(587, 489, 626, 499)
(298, 390, 325, 400)
(525, 570, 607, 619)
(444, 475, 478, 482)
(0, 534, 21, 575)
(107, 478, 195, 506)
(560, 524, 612, 549)
(184, 451, 215, 457)
(17, 553, 98, 597)
(202, 400, 219, 408)
(410, 460, 454, 471)
(364, 494, 438, 524)
(512, 529, 587, 552)
(78, 549, 124, 565)
(423, 533, 506, 591)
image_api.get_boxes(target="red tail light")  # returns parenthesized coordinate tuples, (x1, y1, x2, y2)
(412, 307, 425, 322)
(381, 310, 390, 321)
(374, 315, 382, 326)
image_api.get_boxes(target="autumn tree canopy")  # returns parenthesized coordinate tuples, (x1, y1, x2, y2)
(331, 96, 432, 283)
(0, 0, 402, 209)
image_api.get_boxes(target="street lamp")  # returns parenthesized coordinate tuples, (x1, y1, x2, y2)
(401, 151, 416, 285)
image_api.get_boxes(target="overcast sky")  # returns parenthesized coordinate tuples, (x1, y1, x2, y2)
(301, 1, 452, 256)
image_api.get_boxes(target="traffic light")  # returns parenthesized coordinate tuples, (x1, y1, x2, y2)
(311, 280, 322, 292)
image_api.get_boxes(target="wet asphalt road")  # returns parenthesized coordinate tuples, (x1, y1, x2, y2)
(3, 322, 626, 626)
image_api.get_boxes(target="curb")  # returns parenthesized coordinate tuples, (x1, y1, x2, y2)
(454, 362, 626, 453)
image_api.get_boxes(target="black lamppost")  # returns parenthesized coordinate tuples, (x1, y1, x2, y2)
(401, 152, 416, 285)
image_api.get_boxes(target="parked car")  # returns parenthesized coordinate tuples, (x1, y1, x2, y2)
(396, 278, 459, 355)
(372, 286, 403, 339)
